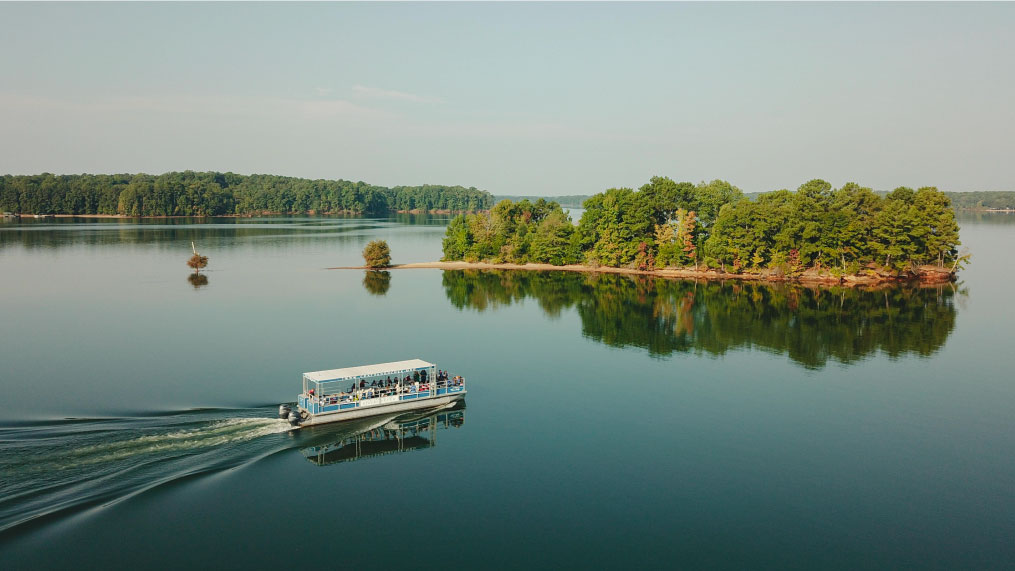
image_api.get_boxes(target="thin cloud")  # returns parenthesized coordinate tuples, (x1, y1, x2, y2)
(352, 84, 443, 104)
(0, 92, 389, 120)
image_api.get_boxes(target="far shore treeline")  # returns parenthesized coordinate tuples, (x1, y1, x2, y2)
(497, 190, 1015, 211)
(944, 191, 1015, 211)
(0, 172, 494, 216)
(443, 177, 963, 275)
(494, 194, 590, 209)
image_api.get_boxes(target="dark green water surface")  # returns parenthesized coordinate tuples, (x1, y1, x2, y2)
(1, 213, 1013, 569)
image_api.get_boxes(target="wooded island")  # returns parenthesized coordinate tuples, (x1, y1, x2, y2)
(0, 171, 494, 216)
(442, 177, 964, 284)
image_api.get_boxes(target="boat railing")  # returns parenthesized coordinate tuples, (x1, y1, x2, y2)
(304, 378, 465, 413)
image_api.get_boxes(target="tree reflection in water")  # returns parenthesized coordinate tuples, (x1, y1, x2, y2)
(363, 270, 391, 296)
(187, 272, 209, 289)
(442, 270, 961, 369)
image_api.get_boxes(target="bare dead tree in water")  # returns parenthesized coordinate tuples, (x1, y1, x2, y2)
(187, 241, 209, 274)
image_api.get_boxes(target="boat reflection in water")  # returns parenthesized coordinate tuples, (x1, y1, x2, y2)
(299, 401, 465, 466)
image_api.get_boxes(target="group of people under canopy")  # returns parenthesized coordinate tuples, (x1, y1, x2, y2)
(307, 369, 464, 403)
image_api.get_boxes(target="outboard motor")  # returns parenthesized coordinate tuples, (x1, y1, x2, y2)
(278, 404, 292, 419)
(288, 410, 301, 427)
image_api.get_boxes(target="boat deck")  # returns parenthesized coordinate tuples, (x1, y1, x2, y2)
(295, 359, 466, 427)
(299, 384, 465, 416)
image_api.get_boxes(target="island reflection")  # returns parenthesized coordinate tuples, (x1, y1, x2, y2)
(299, 403, 465, 467)
(442, 270, 960, 369)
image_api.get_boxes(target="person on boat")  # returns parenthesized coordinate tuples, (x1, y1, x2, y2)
(359, 379, 366, 389)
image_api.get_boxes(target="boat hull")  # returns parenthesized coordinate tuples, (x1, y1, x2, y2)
(298, 392, 465, 427)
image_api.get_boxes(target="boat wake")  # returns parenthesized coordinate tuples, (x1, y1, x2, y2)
(41, 417, 291, 470)
(0, 408, 295, 538)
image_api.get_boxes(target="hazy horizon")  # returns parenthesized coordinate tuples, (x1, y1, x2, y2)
(1, 2, 1013, 195)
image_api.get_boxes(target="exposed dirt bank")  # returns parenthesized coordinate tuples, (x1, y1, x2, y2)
(328, 261, 956, 286)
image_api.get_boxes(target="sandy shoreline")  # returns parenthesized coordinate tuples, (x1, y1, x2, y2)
(328, 261, 955, 287)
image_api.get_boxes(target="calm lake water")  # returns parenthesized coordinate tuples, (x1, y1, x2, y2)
(1, 213, 1014, 569)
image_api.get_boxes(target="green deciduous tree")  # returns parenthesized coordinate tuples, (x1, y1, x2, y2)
(363, 240, 391, 268)
(440, 200, 577, 265)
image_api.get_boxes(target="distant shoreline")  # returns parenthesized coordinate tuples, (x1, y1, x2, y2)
(329, 261, 956, 287)
(3, 210, 484, 219)
(3, 207, 1007, 219)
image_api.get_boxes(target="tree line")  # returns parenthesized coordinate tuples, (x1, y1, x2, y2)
(494, 194, 591, 208)
(442, 177, 962, 275)
(944, 191, 1015, 210)
(0, 172, 494, 216)
(499, 190, 1015, 213)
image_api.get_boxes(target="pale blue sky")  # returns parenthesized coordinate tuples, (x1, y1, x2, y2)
(1, 2, 1012, 195)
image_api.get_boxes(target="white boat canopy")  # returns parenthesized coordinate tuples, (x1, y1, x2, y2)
(304, 359, 435, 383)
